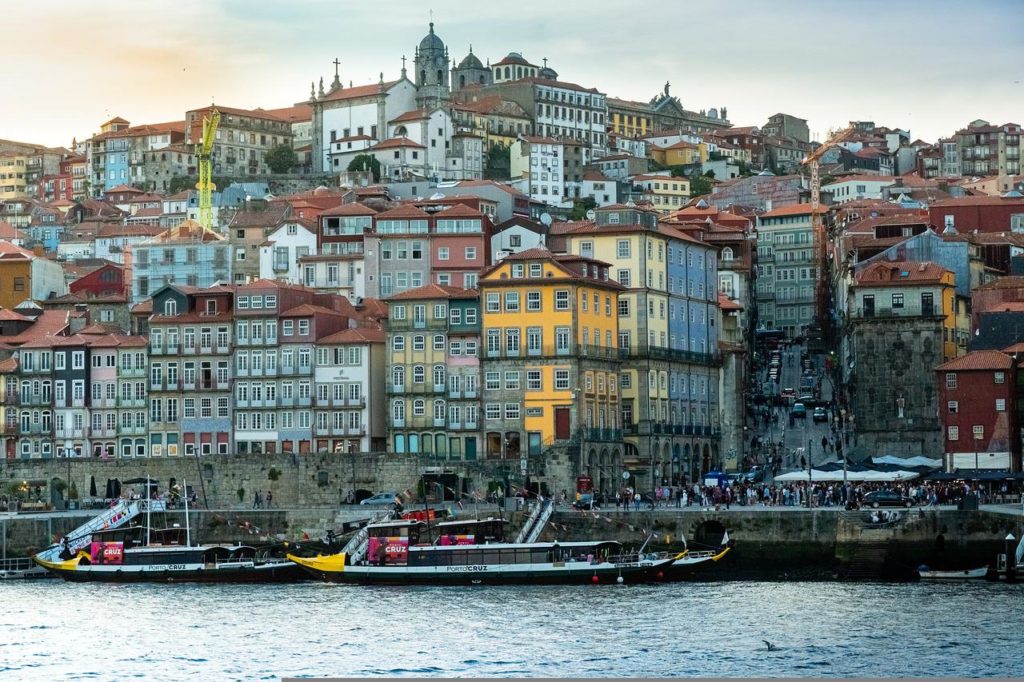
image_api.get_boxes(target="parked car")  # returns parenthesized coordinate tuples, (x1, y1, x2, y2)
(812, 407, 828, 422)
(360, 492, 399, 506)
(864, 490, 914, 508)
(790, 402, 807, 418)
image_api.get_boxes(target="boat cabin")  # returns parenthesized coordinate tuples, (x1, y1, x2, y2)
(406, 540, 623, 568)
(433, 518, 507, 545)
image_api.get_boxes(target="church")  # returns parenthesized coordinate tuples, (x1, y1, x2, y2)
(310, 22, 488, 180)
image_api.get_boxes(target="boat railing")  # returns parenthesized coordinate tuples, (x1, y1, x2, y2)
(343, 509, 395, 564)
(0, 557, 36, 573)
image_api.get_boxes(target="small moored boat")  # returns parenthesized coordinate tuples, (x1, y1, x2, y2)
(917, 566, 989, 580)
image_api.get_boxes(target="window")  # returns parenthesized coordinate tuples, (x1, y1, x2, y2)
(413, 365, 425, 383)
(465, 247, 477, 260)
(945, 373, 957, 389)
(996, 398, 1007, 412)
(527, 370, 542, 391)
(554, 369, 570, 390)
(995, 372, 1006, 384)
(298, 319, 310, 335)
(449, 308, 462, 325)
(947, 426, 959, 441)
(504, 403, 521, 420)
(554, 290, 569, 310)
(392, 335, 405, 351)
(504, 371, 520, 390)
(527, 291, 541, 311)
(505, 328, 520, 353)
(485, 371, 500, 390)
(616, 240, 631, 258)
(486, 293, 500, 313)
(618, 299, 630, 317)
(972, 425, 984, 440)
(485, 403, 501, 420)
(392, 305, 407, 320)
(617, 269, 631, 287)
(891, 293, 904, 309)
(505, 292, 520, 312)
(438, 247, 450, 261)
(948, 401, 958, 414)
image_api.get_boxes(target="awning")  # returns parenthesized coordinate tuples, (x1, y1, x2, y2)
(774, 469, 921, 482)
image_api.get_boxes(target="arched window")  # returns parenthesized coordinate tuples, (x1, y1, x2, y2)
(433, 365, 445, 386)
(420, 70, 426, 84)
(413, 365, 425, 384)
(437, 69, 443, 83)
(504, 66, 510, 80)
(459, 75, 466, 88)
(392, 366, 405, 389)
(392, 399, 405, 423)
(721, 247, 734, 261)
(164, 299, 176, 316)
(413, 398, 425, 416)
(433, 399, 446, 421)
(479, 75, 485, 85)
(394, 434, 406, 453)
(409, 433, 420, 453)
(516, 66, 523, 79)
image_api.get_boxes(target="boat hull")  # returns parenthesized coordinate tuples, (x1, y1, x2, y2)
(33, 556, 308, 584)
(663, 546, 732, 581)
(918, 567, 989, 580)
(288, 553, 676, 586)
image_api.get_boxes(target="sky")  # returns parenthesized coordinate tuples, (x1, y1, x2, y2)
(4, 0, 1023, 148)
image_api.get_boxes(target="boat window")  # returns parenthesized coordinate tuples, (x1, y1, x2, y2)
(450, 549, 468, 566)
(479, 550, 501, 565)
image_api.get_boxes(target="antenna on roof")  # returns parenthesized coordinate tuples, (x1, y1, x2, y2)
(585, 209, 596, 220)
(539, 212, 552, 227)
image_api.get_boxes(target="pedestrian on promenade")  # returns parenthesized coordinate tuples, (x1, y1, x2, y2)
(266, 490, 273, 508)
(253, 491, 262, 509)
(633, 492, 641, 511)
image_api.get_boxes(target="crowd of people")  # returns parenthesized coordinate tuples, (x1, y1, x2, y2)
(579, 479, 999, 512)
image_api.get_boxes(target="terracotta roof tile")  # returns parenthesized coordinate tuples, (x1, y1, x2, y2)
(935, 350, 1014, 371)
(386, 284, 478, 301)
(319, 202, 378, 217)
(371, 136, 426, 150)
(319, 327, 386, 344)
(318, 80, 398, 103)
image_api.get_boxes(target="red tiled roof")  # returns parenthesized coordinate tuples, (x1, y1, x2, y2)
(935, 350, 1014, 371)
(319, 203, 378, 217)
(854, 260, 950, 285)
(718, 293, 743, 311)
(318, 80, 399, 103)
(434, 203, 484, 219)
(372, 137, 426, 150)
(0, 310, 70, 347)
(389, 109, 432, 123)
(373, 205, 431, 220)
(262, 103, 313, 123)
(319, 328, 386, 344)
(386, 284, 477, 301)
(278, 303, 345, 318)
(759, 204, 829, 218)
(145, 219, 225, 243)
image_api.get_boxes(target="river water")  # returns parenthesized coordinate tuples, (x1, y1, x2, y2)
(1, 581, 1021, 679)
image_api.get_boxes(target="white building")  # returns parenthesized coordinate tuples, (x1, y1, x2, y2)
(259, 219, 318, 283)
(580, 170, 618, 207)
(388, 108, 453, 176)
(510, 136, 567, 207)
(312, 77, 419, 172)
(490, 216, 547, 262)
(298, 254, 367, 302)
(823, 175, 897, 204)
(313, 328, 387, 453)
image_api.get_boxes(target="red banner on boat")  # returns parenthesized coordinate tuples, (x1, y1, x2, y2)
(367, 536, 409, 564)
(89, 541, 124, 565)
(439, 534, 475, 546)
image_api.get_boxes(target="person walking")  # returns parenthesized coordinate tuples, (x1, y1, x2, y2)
(265, 490, 273, 509)
(253, 490, 262, 509)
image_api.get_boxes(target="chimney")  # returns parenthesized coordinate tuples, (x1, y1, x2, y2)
(122, 244, 133, 300)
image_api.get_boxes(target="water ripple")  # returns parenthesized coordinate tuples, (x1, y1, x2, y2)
(0, 581, 1022, 677)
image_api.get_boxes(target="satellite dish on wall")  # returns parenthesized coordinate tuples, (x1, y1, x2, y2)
(540, 212, 553, 226)
(585, 209, 596, 220)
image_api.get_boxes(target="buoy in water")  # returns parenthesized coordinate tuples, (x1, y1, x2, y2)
(616, 576, 624, 584)
(657, 571, 664, 580)
(592, 575, 599, 584)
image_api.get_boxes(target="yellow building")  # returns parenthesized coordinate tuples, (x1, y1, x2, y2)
(0, 152, 29, 200)
(631, 174, 691, 213)
(478, 247, 624, 490)
(650, 141, 704, 167)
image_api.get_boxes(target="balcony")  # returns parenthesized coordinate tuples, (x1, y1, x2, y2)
(433, 418, 446, 427)
(89, 427, 117, 438)
(117, 397, 146, 408)
(855, 305, 940, 319)
(393, 418, 406, 428)
(625, 346, 720, 366)
(118, 425, 147, 436)
(483, 344, 624, 361)
(119, 366, 146, 377)
(580, 427, 623, 442)
(19, 423, 49, 435)
(386, 383, 446, 395)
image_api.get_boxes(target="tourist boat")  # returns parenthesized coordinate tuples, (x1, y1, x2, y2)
(32, 494, 305, 583)
(287, 517, 679, 585)
(661, 535, 733, 581)
(917, 566, 989, 580)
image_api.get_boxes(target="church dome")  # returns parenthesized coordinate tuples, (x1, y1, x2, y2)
(458, 50, 484, 70)
(419, 22, 445, 54)
(539, 66, 558, 79)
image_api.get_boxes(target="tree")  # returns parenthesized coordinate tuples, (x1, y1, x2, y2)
(484, 143, 511, 180)
(348, 154, 381, 182)
(266, 144, 298, 174)
(689, 174, 713, 197)
(569, 197, 597, 221)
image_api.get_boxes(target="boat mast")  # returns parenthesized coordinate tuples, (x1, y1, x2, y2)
(183, 477, 191, 547)
(146, 473, 151, 547)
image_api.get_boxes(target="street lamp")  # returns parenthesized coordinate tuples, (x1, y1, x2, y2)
(1006, 533, 1016, 577)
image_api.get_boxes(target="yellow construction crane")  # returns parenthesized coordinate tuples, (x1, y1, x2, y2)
(196, 108, 221, 230)
(801, 125, 856, 326)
